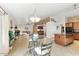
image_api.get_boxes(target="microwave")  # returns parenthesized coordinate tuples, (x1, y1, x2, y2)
(66, 27, 73, 33)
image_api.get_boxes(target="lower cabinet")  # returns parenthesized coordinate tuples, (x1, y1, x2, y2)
(73, 33, 79, 40)
(54, 34, 73, 46)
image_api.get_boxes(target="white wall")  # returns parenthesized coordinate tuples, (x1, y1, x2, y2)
(0, 14, 9, 55)
(46, 20, 57, 38)
(45, 14, 66, 38)
(54, 13, 66, 34)
(0, 16, 2, 49)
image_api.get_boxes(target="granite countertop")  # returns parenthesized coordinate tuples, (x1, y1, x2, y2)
(55, 33, 72, 35)
(55, 33, 73, 38)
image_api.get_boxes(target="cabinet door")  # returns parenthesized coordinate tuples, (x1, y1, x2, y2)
(73, 22, 76, 29)
(65, 23, 68, 27)
(66, 23, 73, 27)
(73, 33, 79, 40)
(73, 22, 79, 29)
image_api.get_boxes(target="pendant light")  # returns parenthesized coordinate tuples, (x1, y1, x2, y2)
(30, 7, 41, 23)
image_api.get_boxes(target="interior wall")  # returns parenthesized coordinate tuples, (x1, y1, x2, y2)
(46, 21, 57, 38)
(0, 14, 10, 55)
(53, 13, 66, 34)
(0, 16, 2, 49)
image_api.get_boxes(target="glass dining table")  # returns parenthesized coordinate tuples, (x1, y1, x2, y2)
(27, 34, 52, 56)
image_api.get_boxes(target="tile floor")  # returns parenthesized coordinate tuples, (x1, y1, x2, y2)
(7, 35, 79, 56)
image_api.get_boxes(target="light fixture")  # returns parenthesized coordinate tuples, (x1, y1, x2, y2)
(30, 7, 41, 23)
(29, 7, 40, 49)
(30, 17, 41, 23)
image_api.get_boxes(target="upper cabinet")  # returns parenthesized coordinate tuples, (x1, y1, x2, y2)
(66, 16, 79, 29)
(65, 22, 73, 27)
(73, 22, 79, 30)
(66, 16, 79, 23)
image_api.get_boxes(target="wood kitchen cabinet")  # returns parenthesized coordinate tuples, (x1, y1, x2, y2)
(65, 22, 73, 27)
(66, 16, 79, 29)
(73, 33, 79, 40)
(73, 22, 79, 40)
(54, 34, 73, 46)
(73, 22, 79, 30)
(65, 22, 79, 40)
(66, 16, 79, 23)
(65, 22, 79, 30)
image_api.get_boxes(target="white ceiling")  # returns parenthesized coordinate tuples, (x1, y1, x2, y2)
(0, 3, 74, 25)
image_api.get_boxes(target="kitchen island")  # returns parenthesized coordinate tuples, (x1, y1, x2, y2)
(54, 34, 73, 46)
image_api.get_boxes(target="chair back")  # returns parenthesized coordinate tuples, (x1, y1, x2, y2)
(41, 42, 52, 56)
